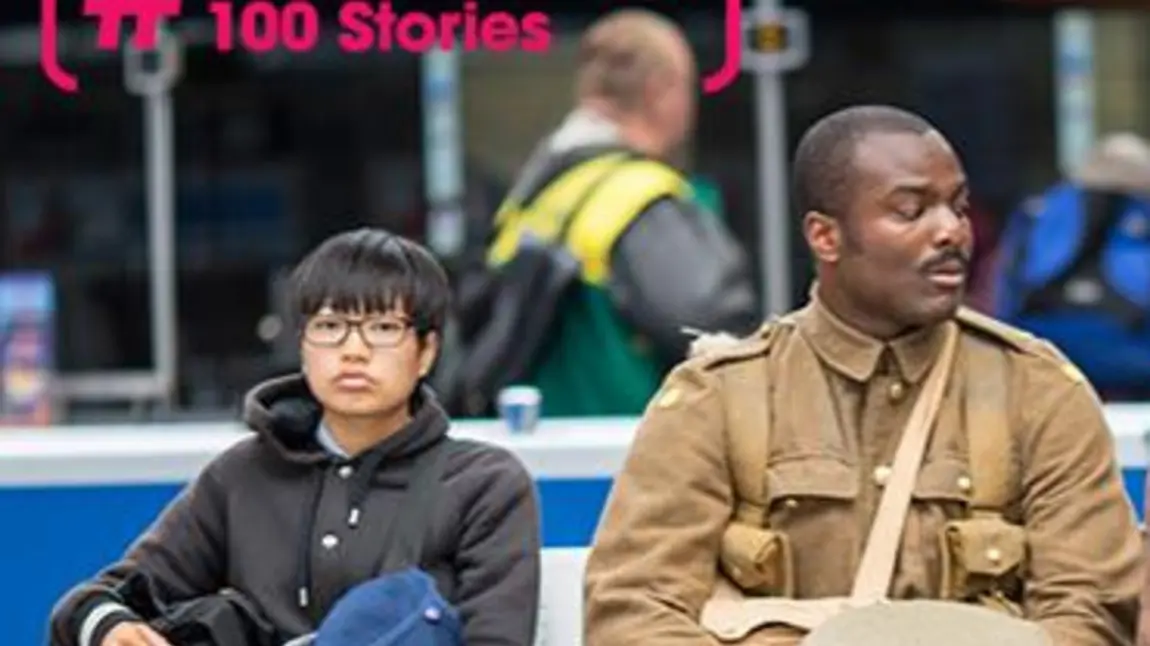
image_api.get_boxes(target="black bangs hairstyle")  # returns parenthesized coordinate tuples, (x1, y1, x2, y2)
(288, 228, 451, 337)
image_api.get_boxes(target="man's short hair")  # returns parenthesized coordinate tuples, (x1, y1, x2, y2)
(792, 105, 937, 219)
(289, 228, 451, 337)
(576, 9, 685, 111)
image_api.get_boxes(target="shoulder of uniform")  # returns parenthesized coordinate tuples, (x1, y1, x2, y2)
(954, 307, 1040, 350)
(650, 320, 791, 411)
(954, 307, 1087, 384)
(689, 319, 789, 371)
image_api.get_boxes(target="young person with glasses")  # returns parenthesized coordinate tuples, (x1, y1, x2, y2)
(50, 228, 542, 646)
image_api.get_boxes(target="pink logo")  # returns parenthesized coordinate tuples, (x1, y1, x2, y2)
(41, 0, 740, 94)
(41, 0, 555, 92)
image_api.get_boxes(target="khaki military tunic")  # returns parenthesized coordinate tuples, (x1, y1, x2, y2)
(584, 297, 1142, 646)
(1138, 486, 1150, 646)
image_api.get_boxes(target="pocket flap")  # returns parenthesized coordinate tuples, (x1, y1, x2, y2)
(766, 458, 857, 504)
(719, 525, 793, 596)
(945, 518, 1025, 576)
(913, 457, 973, 504)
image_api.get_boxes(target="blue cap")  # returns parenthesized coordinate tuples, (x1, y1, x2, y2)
(315, 568, 463, 646)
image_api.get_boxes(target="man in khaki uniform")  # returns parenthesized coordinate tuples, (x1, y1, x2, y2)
(584, 105, 1143, 645)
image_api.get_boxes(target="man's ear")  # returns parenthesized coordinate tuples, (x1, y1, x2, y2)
(418, 331, 440, 378)
(804, 211, 842, 264)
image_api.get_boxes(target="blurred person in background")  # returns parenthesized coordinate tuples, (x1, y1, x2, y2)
(993, 132, 1150, 399)
(50, 229, 540, 646)
(450, 9, 758, 418)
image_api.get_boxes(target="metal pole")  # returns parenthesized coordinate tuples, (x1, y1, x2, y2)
(1053, 10, 1096, 177)
(126, 27, 182, 409)
(755, 0, 792, 315)
(144, 87, 178, 409)
(422, 47, 466, 260)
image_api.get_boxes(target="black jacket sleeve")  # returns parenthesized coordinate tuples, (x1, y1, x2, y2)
(49, 462, 228, 646)
(608, 197, 761, 360)
(452, 447, 542, 646)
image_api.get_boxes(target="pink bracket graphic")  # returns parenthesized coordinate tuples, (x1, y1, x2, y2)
(702, 0, 741, 94)
(40, 0, 78, 92)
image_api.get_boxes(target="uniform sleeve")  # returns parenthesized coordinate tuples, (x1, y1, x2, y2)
(1137, 482, 1150, 646)
(584, 361, 730, 646)
(1017, 367, 1142, 646)
(48, 462, 229, 646)
(608, 198, 760, 360)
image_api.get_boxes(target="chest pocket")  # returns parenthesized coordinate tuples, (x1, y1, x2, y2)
(763, 458, 860, 599)
(939, 339, 1026, 610)
(911, 456, 973, 514)
(895, 456, 976, 597)
(716, 325, 1025, 606)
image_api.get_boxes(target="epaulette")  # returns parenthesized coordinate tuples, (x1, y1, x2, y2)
(954, 307, 1037, 353)
(694, 318, 789, 371)
(954, 307, 1086, 384)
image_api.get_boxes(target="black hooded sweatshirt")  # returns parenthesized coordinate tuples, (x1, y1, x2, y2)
(49, 375, 541, 646)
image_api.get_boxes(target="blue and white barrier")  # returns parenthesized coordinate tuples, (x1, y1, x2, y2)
(1, 407, 1148, 646)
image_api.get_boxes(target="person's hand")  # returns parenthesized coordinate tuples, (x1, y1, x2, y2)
(100, 622, 172, 646)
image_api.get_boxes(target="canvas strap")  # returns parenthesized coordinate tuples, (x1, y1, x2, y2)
(849, 322, 959, 602)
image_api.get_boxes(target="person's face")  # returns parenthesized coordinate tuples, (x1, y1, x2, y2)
(806, 129, 974, 331)
(645, 40, 696, 161)
(300, 305, 438, 418)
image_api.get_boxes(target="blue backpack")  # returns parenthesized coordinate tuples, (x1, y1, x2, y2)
(994, 183, 1150, 392)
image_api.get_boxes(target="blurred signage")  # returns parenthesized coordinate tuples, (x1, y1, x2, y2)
(0, 272, 56, 426)
(740, 7, 810, 73)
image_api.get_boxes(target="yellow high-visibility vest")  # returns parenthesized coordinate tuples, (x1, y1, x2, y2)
(488, 151, 690, 286)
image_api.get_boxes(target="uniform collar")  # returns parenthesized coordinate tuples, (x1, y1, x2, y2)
(796, 288, 951, 384)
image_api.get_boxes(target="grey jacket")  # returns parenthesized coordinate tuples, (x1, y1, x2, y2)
(50, 375, 541, 646)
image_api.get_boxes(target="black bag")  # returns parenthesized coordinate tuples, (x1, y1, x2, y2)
(435, 153, 635, 417)
(113, 572, 282, 646)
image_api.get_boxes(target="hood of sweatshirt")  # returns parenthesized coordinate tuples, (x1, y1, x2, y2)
(240, 373, 451, 467)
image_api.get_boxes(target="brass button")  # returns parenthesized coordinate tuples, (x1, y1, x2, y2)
(957, 475, 973, 492)
(873, 465, 892, 487)
(986, 547, 1002, 564)
(888, 381, 906, 402)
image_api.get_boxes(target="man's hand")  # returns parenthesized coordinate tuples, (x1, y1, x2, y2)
(100, 622, 172, 646)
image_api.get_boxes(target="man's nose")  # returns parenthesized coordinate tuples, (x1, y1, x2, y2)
(931, 206, 969, 248)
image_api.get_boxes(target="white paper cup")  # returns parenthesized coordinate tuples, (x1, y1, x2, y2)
(496, 386, 542, 434)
